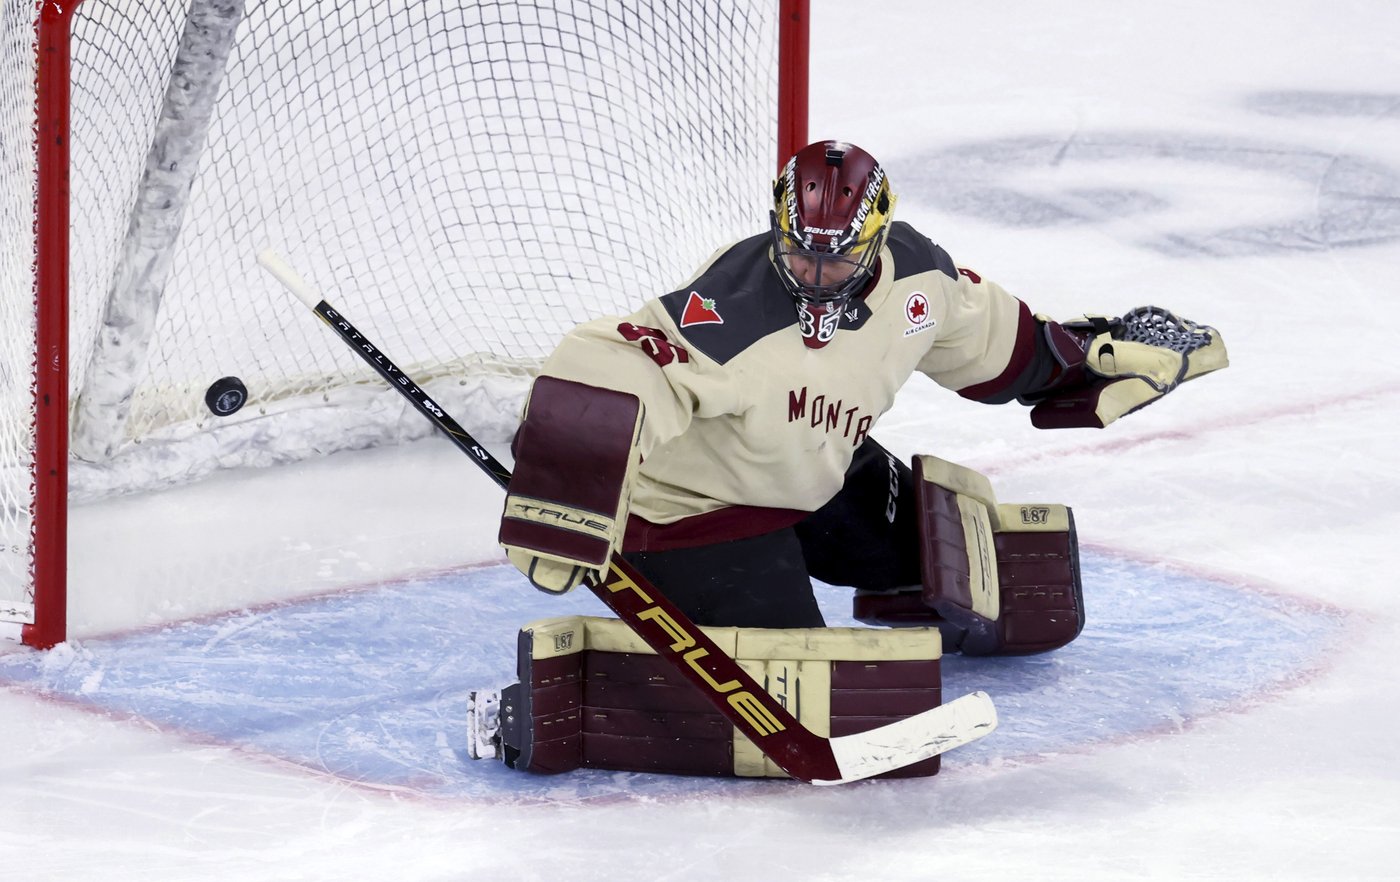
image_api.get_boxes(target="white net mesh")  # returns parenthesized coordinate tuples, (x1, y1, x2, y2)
(0, 0, 39, 618)
(0, 0, 782, 621)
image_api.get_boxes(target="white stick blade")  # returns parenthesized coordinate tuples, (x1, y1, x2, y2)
(817, 690, 998, 785)
(256, 249, 324, 309)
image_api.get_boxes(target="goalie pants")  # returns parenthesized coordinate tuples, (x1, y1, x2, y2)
(622, 438, 919, 629)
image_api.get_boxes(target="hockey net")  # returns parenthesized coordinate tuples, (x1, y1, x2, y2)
(1, 0, 801, 644)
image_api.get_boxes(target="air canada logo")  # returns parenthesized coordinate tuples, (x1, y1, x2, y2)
(680, 291, 724, 327)
(903, 291, 935, 337)
(905, 292, 929, 324)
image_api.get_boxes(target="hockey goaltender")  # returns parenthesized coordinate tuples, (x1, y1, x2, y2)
(469, 140, 1228, 779)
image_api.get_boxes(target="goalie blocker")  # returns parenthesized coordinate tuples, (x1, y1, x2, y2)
(854, 454, 1085, 656)
(499, 376, 643, 594)
(470, 616, 947, 779)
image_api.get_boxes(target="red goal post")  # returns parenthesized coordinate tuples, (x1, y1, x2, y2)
(1, 0, 810, 649)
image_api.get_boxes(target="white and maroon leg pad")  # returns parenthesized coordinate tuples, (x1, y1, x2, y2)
(494, 617, 945, 779)
(983, 505, 1084, 653)
(853, 454, 1084, 655)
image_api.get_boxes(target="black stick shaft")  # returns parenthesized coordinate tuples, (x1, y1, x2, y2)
(312, 304, 512, 490)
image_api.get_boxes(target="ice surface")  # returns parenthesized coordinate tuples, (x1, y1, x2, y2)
(0, 554, 1342, 805)
(3, 0, 1400, 879)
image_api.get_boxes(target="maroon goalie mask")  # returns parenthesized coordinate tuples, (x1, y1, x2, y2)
(770, 141, 896, 349)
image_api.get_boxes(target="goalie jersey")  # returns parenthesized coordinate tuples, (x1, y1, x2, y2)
(533, 221, 1040, 552)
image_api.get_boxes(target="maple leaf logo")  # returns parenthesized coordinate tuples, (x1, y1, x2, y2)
(905, 292, 930, 326)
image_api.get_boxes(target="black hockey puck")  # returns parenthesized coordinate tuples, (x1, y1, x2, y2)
(204, 376, 249, 417)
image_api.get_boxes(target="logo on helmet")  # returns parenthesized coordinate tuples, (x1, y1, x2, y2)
(848, 165, 887, 239)
(779, 157, 800, 235)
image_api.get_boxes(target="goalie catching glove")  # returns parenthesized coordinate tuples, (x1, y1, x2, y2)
(1025, 306, 1228, 429)
(499, 376, 643, 594)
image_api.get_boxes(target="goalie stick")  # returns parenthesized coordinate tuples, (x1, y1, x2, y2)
(257, 250, 997, 784)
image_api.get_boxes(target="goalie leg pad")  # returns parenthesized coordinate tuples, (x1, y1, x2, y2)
(483, 616, 945, 779)
(987, 511, 1085, 653)
(852, 455, 1085, 655)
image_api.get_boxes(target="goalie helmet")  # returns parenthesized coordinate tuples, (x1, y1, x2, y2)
(771, 140, 896, 348)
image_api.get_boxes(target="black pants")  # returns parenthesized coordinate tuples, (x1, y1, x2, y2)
(622, 438, 921, 628)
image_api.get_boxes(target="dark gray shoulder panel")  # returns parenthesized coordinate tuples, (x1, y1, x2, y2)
(886, 221, 959, 282)
(658, 233, 796, 365)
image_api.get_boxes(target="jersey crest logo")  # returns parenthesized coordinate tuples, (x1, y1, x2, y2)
(680, 291, 724, 327)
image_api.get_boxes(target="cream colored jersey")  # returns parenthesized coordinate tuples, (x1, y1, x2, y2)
(535, 221, 1034, 533)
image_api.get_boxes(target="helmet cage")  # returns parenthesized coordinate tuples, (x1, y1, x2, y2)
(769, 141, 895, 313)
(770, 215, 887, 308)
